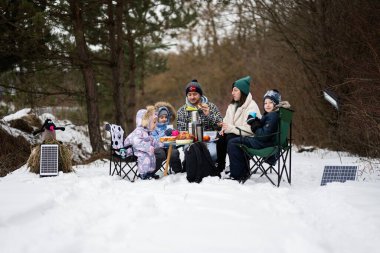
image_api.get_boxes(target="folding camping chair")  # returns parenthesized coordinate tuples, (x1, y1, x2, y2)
(238, 107, 294, 186)
(105, 124, 138, 182)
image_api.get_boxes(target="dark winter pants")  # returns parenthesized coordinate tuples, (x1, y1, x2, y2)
(227, 136, 278, 180)
(155, 147, 182, 173)
(228, 135, 272, 180)
(216, 133, 238, 173)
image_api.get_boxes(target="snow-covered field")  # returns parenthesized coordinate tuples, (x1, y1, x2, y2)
(0, 149, 379, 253)
(1, 109, 380, 253)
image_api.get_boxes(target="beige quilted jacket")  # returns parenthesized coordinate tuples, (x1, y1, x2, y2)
(223, 93, 262, 136)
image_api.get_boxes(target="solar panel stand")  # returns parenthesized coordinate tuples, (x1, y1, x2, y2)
(40, 144, 59, 177)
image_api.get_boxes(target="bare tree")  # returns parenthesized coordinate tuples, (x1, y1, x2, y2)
(106, 0, 127, 132)
(68, 0, 104, 153)
(252, 0, 380, 156)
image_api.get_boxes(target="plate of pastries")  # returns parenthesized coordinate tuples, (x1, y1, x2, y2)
(175, 132, 194, 144)
(159, 136, 177, 143)
(159, 132, 195, 145)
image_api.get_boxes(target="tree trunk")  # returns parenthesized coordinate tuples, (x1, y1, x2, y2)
(125, 1, 137, 132)
(107, 0, 127, 131)
(206, 2, 219, 48)
(69, 0, 104, 153)
(139, 37, 145, 97)
(125, 29, 137, 132)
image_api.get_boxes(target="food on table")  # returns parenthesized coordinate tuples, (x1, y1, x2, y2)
(176, 131, 194, 140)
(159, 136, 177, 142)
(203, 135, 211, 142)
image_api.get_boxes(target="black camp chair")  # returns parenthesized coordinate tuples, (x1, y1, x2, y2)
(238, 107, 294, 186)
(105, 124, 138, 182)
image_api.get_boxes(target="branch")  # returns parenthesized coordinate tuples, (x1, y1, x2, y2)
(0, 84, 81, 97)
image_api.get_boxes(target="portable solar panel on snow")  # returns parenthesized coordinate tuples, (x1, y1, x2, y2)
(321, 165, 357, 186)
(40, 144, 59, 176)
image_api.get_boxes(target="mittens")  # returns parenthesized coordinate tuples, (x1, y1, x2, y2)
(164, 128, 173, 136)
(165, 128, 179, 136)
(246, 114, 256, 125)
(250, 118, 262, 133)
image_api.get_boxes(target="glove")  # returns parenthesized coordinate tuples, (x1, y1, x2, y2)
(171, 129, 179, 136)
(164, 128, 173, 136)
(250, 118, 262, 133)
(246, 114, 257, 125)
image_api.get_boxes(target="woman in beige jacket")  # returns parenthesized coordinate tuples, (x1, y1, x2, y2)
(216, 76, 262, 173)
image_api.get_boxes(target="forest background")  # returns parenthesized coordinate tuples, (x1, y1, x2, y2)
(0, 0, 379, 158)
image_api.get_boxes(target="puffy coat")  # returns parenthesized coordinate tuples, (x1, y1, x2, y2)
(124, 107, 163, 175)
(248, 101, 291, 148)
(223, 93, 262, 136)
(152, 101, 176, 140)
(151, 122, 167, 140)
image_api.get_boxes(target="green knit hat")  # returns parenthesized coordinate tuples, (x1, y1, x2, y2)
(233, 76, 251, 95)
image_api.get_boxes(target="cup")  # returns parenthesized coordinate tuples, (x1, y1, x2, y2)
(119, 148, 126, 158)
(191, 111, 199, 122)
(249, 112, 256, 118)
(188, 122, 193, 136)
(195, 122, 203, 142)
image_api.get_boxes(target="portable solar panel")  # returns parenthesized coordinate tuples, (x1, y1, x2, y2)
(40, 144, 59, 176)
(321, 165, 357, 186)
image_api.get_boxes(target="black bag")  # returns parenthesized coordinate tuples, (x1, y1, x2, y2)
(184, 142, 219, 183)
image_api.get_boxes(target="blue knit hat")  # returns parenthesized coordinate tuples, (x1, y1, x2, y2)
(263, 89, 281, 105)
(158, 106, 169, 117)
(233, 76, 251, 96)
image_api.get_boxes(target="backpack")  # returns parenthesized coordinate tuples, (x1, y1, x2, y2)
(184, 142, 219, 183)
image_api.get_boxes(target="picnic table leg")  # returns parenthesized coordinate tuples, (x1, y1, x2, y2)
(164, 144, 173, 176)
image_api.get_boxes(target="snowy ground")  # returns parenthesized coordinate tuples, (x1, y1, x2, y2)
(0, 149, 379, 253)
(1, 109, 380, 252)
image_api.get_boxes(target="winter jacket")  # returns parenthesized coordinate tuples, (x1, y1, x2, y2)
(124, 108, 163, 175)
(154, 101, 176, 124)
(151, 122, 168, 140)
(177, 96, 223, 131)
(223, 93, 262, 136)
(152, 101, 176, 140)
(248, 101, 291, 148)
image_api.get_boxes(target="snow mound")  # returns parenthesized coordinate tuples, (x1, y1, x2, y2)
(2, 108, 31, 122)
(1, 108, 93, 163)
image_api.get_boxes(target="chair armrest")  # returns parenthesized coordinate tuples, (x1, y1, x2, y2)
(235, 127, 252, 135)
(124, 144, 133, 149)
(236, 127, 243, 144)
(124, 144, 135, 156)
(112, 144, 133, 151)
(236, 127, 253, 144)
(112, 145, 129, 151)
(111, 144, 136, 157)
